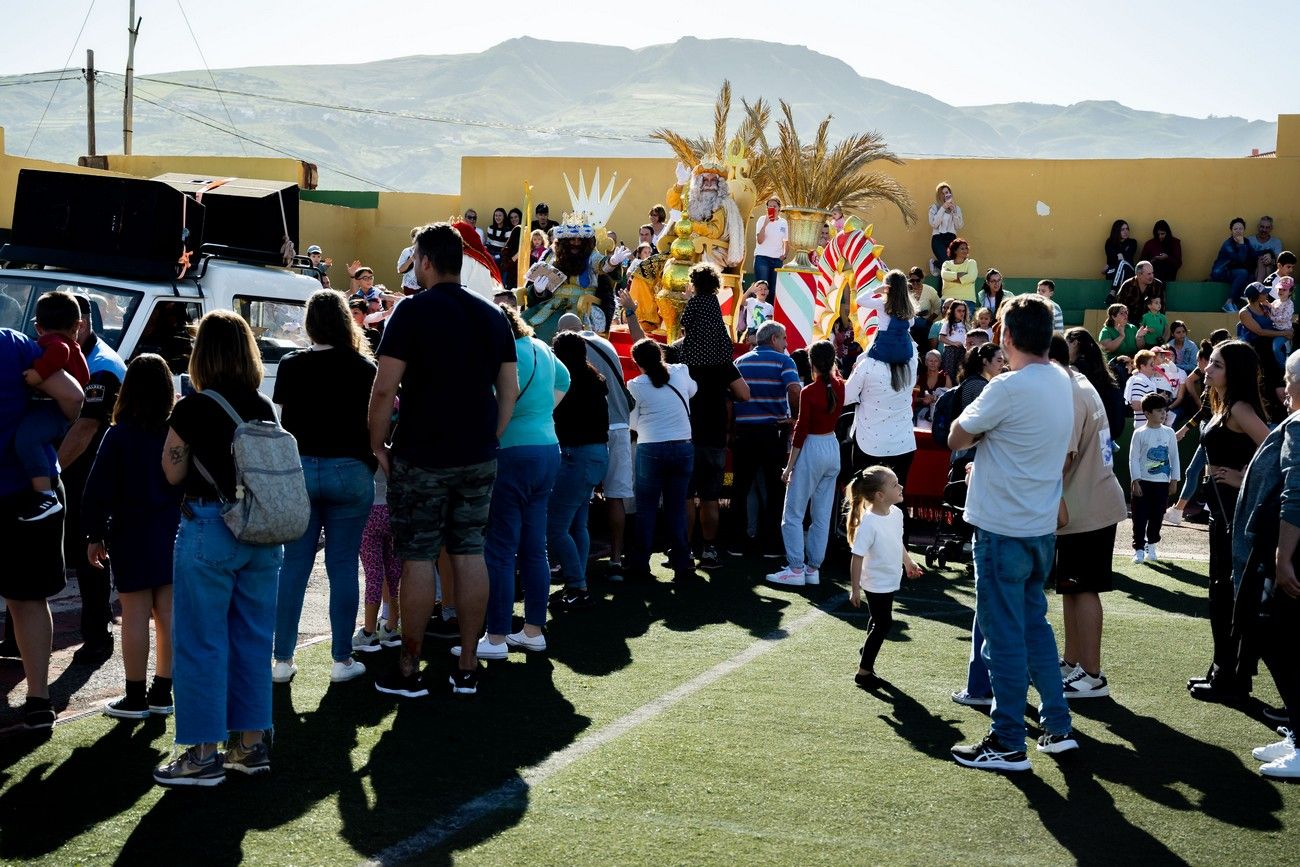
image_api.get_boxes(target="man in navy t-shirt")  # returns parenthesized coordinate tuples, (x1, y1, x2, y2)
(369, 223, 518, 699)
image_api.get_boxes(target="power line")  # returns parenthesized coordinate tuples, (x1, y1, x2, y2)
(0, 74, 83, 88)
(97, 76, 401, 191)
(110, 72, 659, 144)
(174, 0, 247, 157)
(24, 0, 97, 157)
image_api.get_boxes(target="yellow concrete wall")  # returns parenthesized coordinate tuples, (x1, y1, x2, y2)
(461, 116, 1300, 282)
(99, 154, 311, 187)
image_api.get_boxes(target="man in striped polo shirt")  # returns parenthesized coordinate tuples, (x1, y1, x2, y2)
(728, 321, 802, 559)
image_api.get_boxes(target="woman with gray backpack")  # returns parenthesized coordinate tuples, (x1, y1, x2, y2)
(156, 310, 308, 788)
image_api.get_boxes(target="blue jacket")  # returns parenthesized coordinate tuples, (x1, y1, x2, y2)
(0, 329, 50, 496)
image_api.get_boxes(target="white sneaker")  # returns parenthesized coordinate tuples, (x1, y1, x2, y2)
(1260, 750, 1300, 779)
(1163, 507, 1183, 526)
(271, 660, 297, 683)
(1131, 548, 1145, 565)
(803, 567, 820, 586)
(505, 630, 547, 652)
(376, 621, 403, 648)
(352, 627, 382, 653)
(765, 566, 806, 587)
(1252, 730, 1296, 762)
(1063, 668, 1110, 698)
(330, 658, 366, 682)
(450, 635, 508, 661)
(1145, 544, 1159, 563)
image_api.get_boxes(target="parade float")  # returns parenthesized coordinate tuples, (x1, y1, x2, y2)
(647, 85, 916, 349)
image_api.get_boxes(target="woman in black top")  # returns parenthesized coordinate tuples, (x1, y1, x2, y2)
(272, 291, 377, 685)
(158, 310, 281, 787)
(502, 207, 524, 290)
(1104, 219, 1138, 288)
(546, 332, 609, 610)
(82, 353, 182, 720)
(1190, 340, 1269, 703)
(484, 207, 511, 270)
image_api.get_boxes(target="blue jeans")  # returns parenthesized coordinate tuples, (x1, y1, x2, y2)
(753, 255, 783, 293)
(275, 457, 374, 663)
(547, 443, 609, 590)
(1179, 444, 1206, 502)
(780, 433, 840, 570)
(1274, 336, 1292, 368)
(486, 444, 560, 634)
(964, 616, 992, 698)
(173, 503, 283, 745)
(15, 401, 68, 481)
(973, 528, 1072, 749)
(632, 440, 694, 574)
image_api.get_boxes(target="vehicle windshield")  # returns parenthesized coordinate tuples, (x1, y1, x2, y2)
(0, 273, 143, 352)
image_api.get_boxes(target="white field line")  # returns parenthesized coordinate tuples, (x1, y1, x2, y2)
(361, 592, 851, 866)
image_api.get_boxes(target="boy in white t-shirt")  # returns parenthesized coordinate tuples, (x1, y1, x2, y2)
(739, 280, 774, 336)
(1128, 393, 1180, 564)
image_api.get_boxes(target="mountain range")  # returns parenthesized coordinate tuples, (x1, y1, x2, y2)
(0, 37, 1278, 193)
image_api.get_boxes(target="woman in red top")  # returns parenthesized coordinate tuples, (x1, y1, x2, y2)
(768, 340, 846, 587)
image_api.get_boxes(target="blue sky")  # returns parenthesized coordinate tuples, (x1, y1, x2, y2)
(2, 0, 1297, 121)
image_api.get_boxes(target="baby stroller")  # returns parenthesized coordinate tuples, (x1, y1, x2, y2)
(924, 452, 974, 575)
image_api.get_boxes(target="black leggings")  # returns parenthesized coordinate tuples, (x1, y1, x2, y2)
(1259, 593, 1300, 732)
(859, 591, 896, 672)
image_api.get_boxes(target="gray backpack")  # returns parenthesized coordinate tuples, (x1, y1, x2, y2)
(193, 389, 310, 546)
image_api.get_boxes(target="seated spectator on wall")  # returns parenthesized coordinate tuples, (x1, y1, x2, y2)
(1103, 219, 1137, 290)
(907, 266, 941, 347)
(1263, 250, 1296, 295)
(1249, 216, 1283, 283)
(1212, 217, 1257, 311)
(940, 238, 978, 308)
(1113, 261, 1166, 323)
(1140, 220, 1183, 283)
(1099, 303, 1141, 361)
(975, 269, 1012, 319)
(927, 182, 964, 276)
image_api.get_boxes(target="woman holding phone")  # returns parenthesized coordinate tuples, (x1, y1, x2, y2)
(928, 183, 964, 276)
(753, 197, 789, 292)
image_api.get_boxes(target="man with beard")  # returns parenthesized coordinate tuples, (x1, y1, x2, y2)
(660, 160, 747, 273)
(525, 216, 614, 343)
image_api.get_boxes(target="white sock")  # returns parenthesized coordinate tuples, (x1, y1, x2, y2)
(379, 601, 391, 623)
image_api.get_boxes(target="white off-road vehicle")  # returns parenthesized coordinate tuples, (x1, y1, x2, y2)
(0, 170, 322, 395)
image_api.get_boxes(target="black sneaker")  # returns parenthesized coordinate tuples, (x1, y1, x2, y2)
(224, 736, 271, 776)
(854, 672, 883, 690)
(73, 634, 114, 664)
(1036, 730, 1080, 754)
(16, 492, 62, 523)
(374, 667, 429, 698)
(1263, 705, 1291, 723)
(449, 669, 479, 696)
(698, 546, 722, 571)
(147, 685, 174, 716)
(154, 746, 225, 788)
(103, 695, 151, 720)
(605, 560, 625, 583)
(951, 733, 1031, 772)
(425, 616, 460, 640)
(549, 587, 594, 612)
(22, 697, 55, 730)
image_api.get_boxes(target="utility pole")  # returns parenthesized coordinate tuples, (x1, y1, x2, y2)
(85, 49, 96, 157)
(124, 1, 141, 155)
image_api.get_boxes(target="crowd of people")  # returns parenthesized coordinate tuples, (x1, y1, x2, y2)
(2, 192, 1298, 793)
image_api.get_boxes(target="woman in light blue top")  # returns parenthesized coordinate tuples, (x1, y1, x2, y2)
(468, 304, 570, 663)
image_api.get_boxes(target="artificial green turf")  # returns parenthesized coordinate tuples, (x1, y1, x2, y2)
(0, 555, 1295, 865)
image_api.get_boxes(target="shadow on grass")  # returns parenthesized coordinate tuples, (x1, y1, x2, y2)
(1144, 560, 1209, 589)
(84, 652, 589, 865)
(863, 679, 967, 760)
(1114, 569, 1206, 620)
(0, 717, 166, 860)
(1006, 701, 1286, 864)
